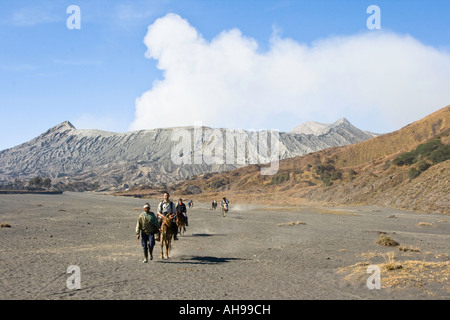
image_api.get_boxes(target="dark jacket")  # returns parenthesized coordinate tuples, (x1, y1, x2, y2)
(176, 203, 187, 214)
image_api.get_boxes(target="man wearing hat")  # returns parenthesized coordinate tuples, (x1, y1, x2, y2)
(136, 203, 160, 262)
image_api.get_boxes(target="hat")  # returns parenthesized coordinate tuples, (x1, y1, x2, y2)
(143, 203, 150, 209)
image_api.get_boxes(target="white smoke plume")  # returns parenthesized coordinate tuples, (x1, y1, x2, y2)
(130, 13, 450, 134)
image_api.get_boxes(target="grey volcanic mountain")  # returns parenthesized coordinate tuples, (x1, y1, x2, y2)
(0, 119, 376, 190)
(291, 117, 378, 137)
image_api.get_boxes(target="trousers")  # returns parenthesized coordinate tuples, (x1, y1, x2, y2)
(140, 232, 155, 249)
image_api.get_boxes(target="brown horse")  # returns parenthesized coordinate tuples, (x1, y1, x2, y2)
(160, 214, 174, 259)
(176, 211, 186, 236)
(222, 202, 228, 217)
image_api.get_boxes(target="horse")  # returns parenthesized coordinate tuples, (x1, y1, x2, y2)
(176, 211, 186, 236)
(159, 214, 175, 259)
(222, 202, 228, 217)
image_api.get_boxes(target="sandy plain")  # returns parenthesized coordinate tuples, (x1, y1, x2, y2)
(0, 192, 448, 300)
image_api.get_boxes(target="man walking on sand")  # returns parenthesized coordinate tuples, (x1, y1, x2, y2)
(136, 203, 160, 262)
(157, 192, 178, 241)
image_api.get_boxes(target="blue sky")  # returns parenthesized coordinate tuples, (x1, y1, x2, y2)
(1, 0, 450, 151)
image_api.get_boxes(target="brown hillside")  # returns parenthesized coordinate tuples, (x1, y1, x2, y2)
(334, 105, 450, 168)
(115, 105, 450, 213)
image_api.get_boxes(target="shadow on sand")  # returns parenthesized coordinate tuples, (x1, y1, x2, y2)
(187, 233, 227, 237)
(157, 255, 244, 265)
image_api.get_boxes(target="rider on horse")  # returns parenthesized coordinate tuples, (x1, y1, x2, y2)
(157, 192, 178, 241)
(176, 198, 188, 226)
(221, 197, 229, 215)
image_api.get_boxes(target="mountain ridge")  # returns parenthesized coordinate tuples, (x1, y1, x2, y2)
(290, 117, 377, 137)
(0, 117, 376, 190)
(127, 105, 450, 213)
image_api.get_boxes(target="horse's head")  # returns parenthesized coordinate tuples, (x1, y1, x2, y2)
(161, 214, 173, 227)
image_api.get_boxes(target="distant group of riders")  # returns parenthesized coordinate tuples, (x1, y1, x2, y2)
(135, 192, 230, 262)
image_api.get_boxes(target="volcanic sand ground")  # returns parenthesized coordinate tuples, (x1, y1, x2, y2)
(0, 192, 448, 300)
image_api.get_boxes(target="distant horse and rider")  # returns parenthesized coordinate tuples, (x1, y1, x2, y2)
(176, 198, 188, 234)
(221, 197, 229, 217)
